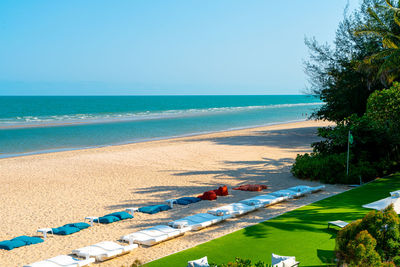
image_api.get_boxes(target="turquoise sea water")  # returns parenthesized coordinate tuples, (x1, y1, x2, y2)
(0, 95, 322, 158)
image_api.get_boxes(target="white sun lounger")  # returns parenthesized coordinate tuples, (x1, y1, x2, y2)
(72, 241, 137, 262)
(207, 203, 257, 217)
(363, 190, 400, 214)
(328, 220, 349, 229)
(24, 255, 95, 267)
(311, 185, 325, 192)
(287, 185, 314, 195)
(239, 194, 284, 207)
(270, 189, 302, 198)
(271, 253, 299, 267)
(169, 213, 231, 231)
(121, 225, 184, 246)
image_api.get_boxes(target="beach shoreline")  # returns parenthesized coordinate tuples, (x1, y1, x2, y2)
(0, 120, 346, 267)
(0, 119, 309, 159)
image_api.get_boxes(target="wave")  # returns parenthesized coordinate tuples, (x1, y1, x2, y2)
(0, 102, 323, 129)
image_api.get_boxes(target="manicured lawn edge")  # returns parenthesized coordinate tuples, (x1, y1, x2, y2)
(145, 173, 400, 267)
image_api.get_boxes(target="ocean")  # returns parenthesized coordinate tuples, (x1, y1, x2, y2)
(0, 95, 322, 158)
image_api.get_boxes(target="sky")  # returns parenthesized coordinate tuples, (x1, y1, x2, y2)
(0, 0, 359, 95)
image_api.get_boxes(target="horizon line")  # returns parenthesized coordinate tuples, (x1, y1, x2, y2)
(0, 94, 314, 97)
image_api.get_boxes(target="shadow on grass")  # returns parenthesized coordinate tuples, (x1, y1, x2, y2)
(317, 249, 336, 265)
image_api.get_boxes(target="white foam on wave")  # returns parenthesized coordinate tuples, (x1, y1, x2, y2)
(0, 102, 323, 128)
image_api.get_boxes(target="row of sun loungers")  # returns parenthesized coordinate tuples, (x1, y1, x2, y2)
(24, 185, 325, 266)
(120, 185, 325, 247)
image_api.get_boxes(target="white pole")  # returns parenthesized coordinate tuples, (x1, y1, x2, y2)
(347, 130, 350, 176)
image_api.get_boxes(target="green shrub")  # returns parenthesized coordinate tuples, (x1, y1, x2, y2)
(292, 111, 400, 184)
(367, 82, 400, 130)
(336, 205, 400, 266)
(291, 152, 349, 184)
(210, 257, 270, 267)
(348, 230, 382, 266)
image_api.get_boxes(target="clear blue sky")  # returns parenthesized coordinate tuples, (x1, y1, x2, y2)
(0, 0, 358, 95)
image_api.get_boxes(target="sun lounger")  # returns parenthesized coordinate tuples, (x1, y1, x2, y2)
(207, 203, 257, 217)
(169, 213, 231, 231)
(72, 241, 137, 262)
(121, 225, 184, 246)
(287, 185, 314, 195)
(175, 197, 202, 205)
(328, 220, 349, 229)
(51, 222, 91, 235)
(287, 185, 325, 196)
(270, 189, 301, 198)
(233, 184, 268, 191)
(187, 256, 210, 267)
(24, 255, 95, 267)
(271, 253, 299, 267)
(363, 190, 400, 214)
(310, 185, 325, 192)
(138, 204, 172, 214)
(93, 211, 133, 224)
(0, 236, 43, 251)
(239, 194, 285, 207)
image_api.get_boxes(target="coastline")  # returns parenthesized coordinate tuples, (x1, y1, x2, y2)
(0, 120, 346, 267)
(0, 118, 309, 159)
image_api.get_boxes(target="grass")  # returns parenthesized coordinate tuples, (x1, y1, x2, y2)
(145, 173, 400, 267)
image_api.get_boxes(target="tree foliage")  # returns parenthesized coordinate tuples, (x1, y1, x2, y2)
(366, 81, 400, 129)
(305, 0, 385, 122)
(336, 205, 400, 266)
(293, 0, 400, 185)
(355, 0, 400, 86)
(291, 111, 399, 184)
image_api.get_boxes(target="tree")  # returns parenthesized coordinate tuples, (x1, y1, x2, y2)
(304, 0, 385, 122)
(355, 0, 400, 86)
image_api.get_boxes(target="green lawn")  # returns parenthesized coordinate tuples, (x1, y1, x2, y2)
(145, 173, 400, 267)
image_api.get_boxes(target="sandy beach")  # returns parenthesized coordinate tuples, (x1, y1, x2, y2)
(0, 120, 347, 267)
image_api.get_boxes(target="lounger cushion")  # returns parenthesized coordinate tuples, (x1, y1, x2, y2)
(105, 211, 133, 220)
(288, 185, 311, 193)
(169, 213, 227, 231)
(52, 226, 81, 235)
(271, 253, 296, 266)
(233, 184, 268, 191)
(138, 204, 171, 214)
(269, 190, 296, 197)
(64, 222, 90, 230)
(187, 256, 210, 267)
(208, 203, 256, 216)
(24, 255, 96, 267)
(197, 190, 217, 200)
(12, 236, 43, 245)
(72, 241, 137, 261)
(0, 240, 26, 250)
(95, 215, 121, 224)
(214, 185, 229, 196)
(176, 197, 201, 205)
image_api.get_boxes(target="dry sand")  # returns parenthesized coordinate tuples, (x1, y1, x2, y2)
(0, 120, 347, 267)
